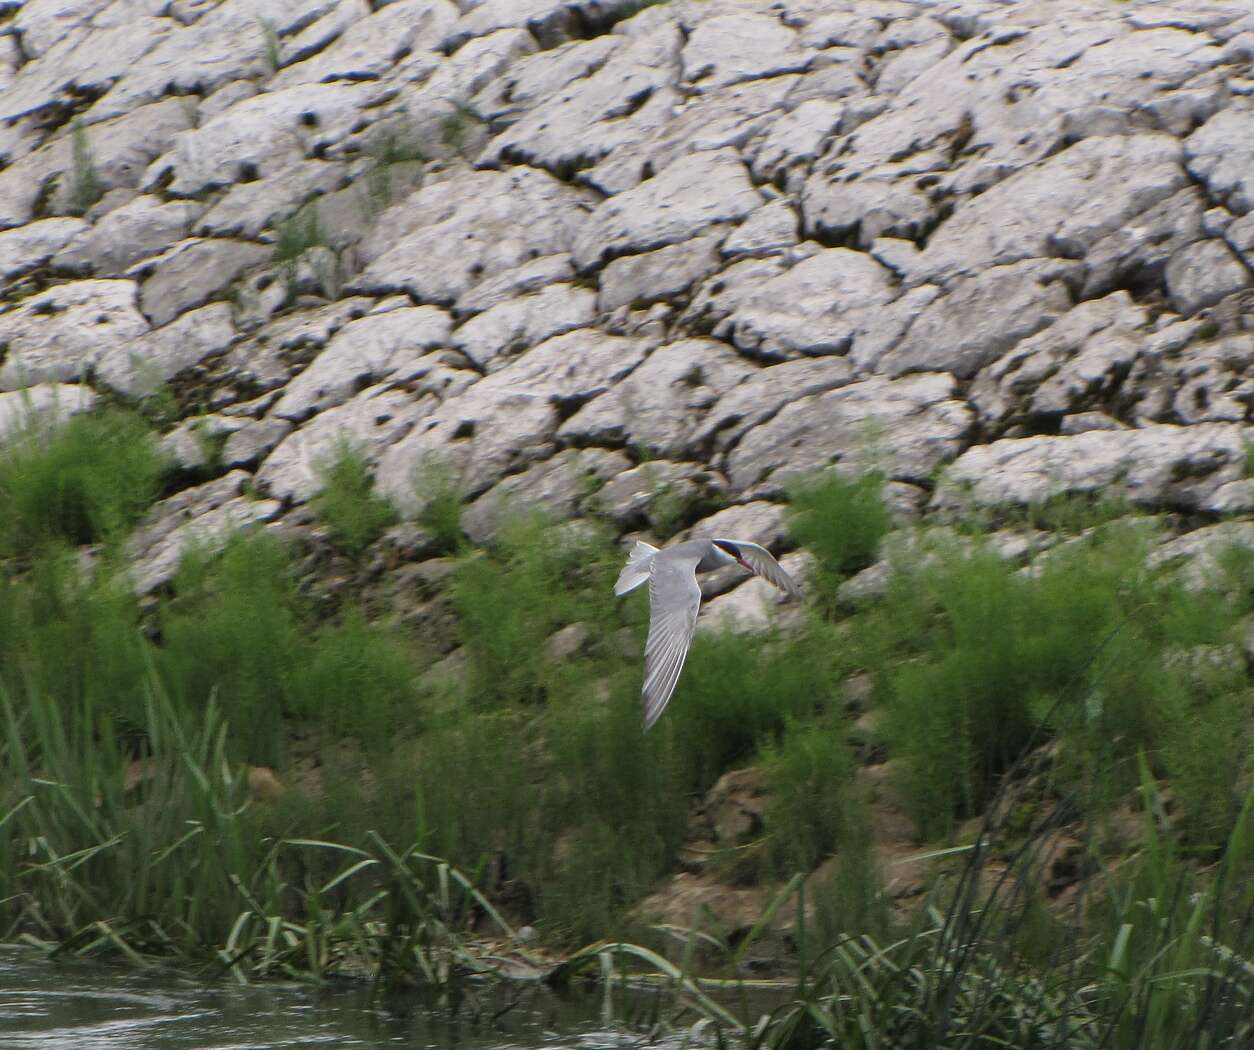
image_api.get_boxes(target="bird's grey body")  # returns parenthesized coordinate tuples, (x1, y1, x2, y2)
(615, 537, 802, 730)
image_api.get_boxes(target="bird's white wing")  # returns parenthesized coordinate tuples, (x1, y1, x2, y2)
(732, 541, 803, 598)
(641, 554, 703, 730)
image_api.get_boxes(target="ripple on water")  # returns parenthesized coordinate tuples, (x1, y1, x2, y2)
(0, 946, 684, 1050)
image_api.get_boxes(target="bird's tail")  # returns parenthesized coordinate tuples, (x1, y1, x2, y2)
(614, 540, 658, 595)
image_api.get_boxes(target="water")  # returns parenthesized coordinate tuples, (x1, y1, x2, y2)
(0, 946, 671, 1050)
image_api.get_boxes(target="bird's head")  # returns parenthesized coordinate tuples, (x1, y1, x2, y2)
(713, 538, 751, 571)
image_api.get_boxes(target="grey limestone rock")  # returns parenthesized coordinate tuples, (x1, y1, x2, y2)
(376, 330, 650, 514)
(0, 218, 89, 288)
(726, 372, 973, 497)
(257, 385, 425, 504)
(934, 424, 1253, 514)
(0, 383, 97, 441)
(722, 247, 897, 360)
(558, 337, 751, 457)
(0, 279, 148, 391)
(0, 99, 193, 229)
(222, 416, 296, 469)
(680, 12, 811, 92)
(721, 201, 800, 260)
(196, 163, 347, 241)
(272, 306, 452, 420)
(461, 448, 631, 545)
(1165, 239, 1252, 316)
(478, 26, 682, 180)
(126, 471, 283, 595)
(130, 238, 270, 327)
(911, 134, 1188, 286)
(149, 82, 374, 197)
(970, 292, 1151, 431)
(878, 260, 1078, 379)
(95, 302, 237, 396)
(597, 234, 724, 312)
(572, 149, 762, 272)
(52, 197, 201, 277)
(688, 500, 789, 552)
(590, 460, 726, 532)
(453, 284, 597, 371)
(453, 254, 575, 318)
(1186, 105, 1254, 215)
(691, 356, 857, 454)
(354, 168, 594, 304)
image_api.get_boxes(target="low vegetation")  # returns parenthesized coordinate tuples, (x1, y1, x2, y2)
(1, 404, 1251, 1044)
(312, 440, 398, 556)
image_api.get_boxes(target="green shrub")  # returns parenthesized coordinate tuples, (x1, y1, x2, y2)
(0, 546, 150, 733)
(414, 458, 465, 555)
(761, 717, 853, 875)
(453, 514, 619, 709)
(159, 533, 303, 765)
(312, 440, 397, 556)
(0, 408, 166, 553)
(288, 608, 417, 749)
(788, 472, 890, 609)
(868, 522, 1249, 841)
(662, 624, 844, 793)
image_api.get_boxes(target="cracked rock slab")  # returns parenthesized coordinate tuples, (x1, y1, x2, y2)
(933, 424, 1254, 514)
(0, 279, 149, 391)
(0, 383, 97, 441)
(257, 385, 426, 504)
(130, 239, 270, 328)
(558, 337, 752, 458)
(376, 329, 650, 514)
(272, 306, 453, 421)
(95, 302, 237, 396)
(726, 372, 974, 498)
(572, 148, 762, 272)
(453, 284, 596, 371)
(354, 168, 594, 304)
(126, 470, 283, 595)
(877, 260, 1078, 379)
(461, 447, 631, 545)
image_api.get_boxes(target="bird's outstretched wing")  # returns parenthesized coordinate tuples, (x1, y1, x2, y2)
(730, 541, 803, 598)
(641, 554, 703, 730)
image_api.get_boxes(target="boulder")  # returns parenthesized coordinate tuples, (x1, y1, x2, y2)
(934, 424, 1253, 514)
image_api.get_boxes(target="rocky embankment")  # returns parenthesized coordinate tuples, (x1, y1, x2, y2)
(2, 0, 1254, 903)
(2, 0, 1253, 600)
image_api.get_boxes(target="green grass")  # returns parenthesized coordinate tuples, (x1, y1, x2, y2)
(66, 120, 103, 216)
(788, 471, 890, 610)
(311, 440, 398, 557)
(858, 520, 1251, 842)
(413, 458, 465, 555)
(760, 717, 854, 876)
(0, 408, 167, 555)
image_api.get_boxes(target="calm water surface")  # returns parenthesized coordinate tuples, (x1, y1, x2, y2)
(0, 946, 673, 1050)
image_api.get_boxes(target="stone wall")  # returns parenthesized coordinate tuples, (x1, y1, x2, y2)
(1, 0, 1252, 610)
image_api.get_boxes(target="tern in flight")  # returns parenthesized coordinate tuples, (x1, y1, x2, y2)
(615, 538, 803, 730)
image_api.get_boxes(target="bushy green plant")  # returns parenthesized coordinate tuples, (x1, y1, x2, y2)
(66, 119, 103, 216)
(761, 717, 853, 875)
(453, 514, 618, 709)
(413, 458, 465, 555)
(0, 545, 150, 733)
(288, 608, 417, 750)
(312, 440, 397, 556)
(159, 533, 304, 765)
(788, 471, 890, 609)
(662, 625, 843, 793)
(867, 522, 1249, 841)
(0, 408, 166, 553)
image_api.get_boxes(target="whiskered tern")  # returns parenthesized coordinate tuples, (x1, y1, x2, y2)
(614, 538, 803, 730)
